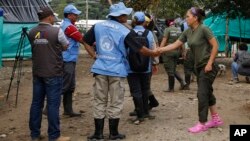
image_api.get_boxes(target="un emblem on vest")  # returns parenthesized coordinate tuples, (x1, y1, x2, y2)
(100, 36, 114, 51)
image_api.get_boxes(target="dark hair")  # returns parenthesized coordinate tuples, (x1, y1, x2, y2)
(64, 13, 69, 18)
(144, 13, 155, 30)
(189, 7, 205, 22)
(239, 43, 248, 51)
(37, 7, 54, 20)
(165, 19, 174, 27)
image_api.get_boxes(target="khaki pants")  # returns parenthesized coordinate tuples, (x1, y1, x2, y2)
(93, 75, 125, 119)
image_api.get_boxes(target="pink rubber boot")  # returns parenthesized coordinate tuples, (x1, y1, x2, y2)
(188, 122, 208, 133)
(205, 113, 223, 128)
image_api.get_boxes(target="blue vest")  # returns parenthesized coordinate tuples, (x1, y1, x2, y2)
(61, 18, 80, 62)
(92, 20, 130, 77)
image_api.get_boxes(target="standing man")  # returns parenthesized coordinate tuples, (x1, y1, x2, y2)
(83, 2, 160, 140)
(61, 4, 94, 117)
(28, 7, 70, 141)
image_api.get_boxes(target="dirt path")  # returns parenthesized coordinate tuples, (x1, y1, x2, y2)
(0, 54, 250, 141)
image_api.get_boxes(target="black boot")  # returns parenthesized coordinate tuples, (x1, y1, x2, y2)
(184, 74, 191, 90)
(148, 95, 159, 109)
(63, 91, 81, 117)
(164, 75, 175, 92)
(109, 119, 126, 140)
(175, 72, 186, 90)
(87, 118, 104, 141)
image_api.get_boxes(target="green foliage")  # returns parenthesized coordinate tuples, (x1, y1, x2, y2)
(205, 0, 250, 18)
(48, 0, 250, 20)
(50, 0, 109, 19)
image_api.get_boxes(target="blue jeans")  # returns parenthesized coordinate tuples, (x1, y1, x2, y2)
(231, 62, 239, 79)
(29, 76, 62, 141)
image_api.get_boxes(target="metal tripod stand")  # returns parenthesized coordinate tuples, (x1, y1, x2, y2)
(6, 27, 28, 107)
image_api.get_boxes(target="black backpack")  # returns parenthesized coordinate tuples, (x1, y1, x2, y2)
(128, 29, 150, 72)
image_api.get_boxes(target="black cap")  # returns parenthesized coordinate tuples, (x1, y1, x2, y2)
(37, 7, 54, 20)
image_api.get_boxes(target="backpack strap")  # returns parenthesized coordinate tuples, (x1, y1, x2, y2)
(142, 29, 149, 37)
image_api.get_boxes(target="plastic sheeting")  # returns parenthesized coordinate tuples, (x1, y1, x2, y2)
(0, 0, 53, 60)
(0, 8, 3, 67)
(2, 23, 37, 58)
(0, 0, 51, 22)
(204, 13, 250, 51)
(204, 13, 250, 39)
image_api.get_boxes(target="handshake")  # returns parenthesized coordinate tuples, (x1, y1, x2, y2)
(150, 47, 166, 57)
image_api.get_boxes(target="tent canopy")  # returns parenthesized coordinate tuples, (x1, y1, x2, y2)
(0, 0, 51, 22)
(0, 0, 53, 59)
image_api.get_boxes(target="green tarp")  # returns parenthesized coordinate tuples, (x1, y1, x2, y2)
(0, 8, 3, 68)
(204, 13, 250, 51)
(0, 0, 52, 61)
(2, 23, 37, 58)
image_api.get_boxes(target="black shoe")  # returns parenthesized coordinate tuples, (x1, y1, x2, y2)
(63, 112, 81, 117)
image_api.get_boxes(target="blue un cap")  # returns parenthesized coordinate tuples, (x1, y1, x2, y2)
(133, 12, 145, 22)
(64, 4, 81, 15)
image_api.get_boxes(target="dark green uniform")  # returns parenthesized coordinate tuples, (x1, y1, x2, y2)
(162, 26, 182, 75)
(179, 24, 219, 123)
(162, 26, 186, 91)
(183, 43, 194, 87)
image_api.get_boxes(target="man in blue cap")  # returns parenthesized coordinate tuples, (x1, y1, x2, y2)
(60, 4, 95, 117)
(83, 2, 160, 141)
(127, 11, 157, 125)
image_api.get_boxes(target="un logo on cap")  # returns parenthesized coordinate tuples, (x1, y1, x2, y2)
(100, 36, 114, 51)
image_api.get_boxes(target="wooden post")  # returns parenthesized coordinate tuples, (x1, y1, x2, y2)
(108, 0, 112, 5)
(225, 16, 229, 57)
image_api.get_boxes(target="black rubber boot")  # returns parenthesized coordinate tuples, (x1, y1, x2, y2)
(148, 95, 159, 109)
(184, 74, 191, 90)
(109, 119, 126, 140)
(63, 91, 81, 117)
(87, 118, 104, 141)
(175, 72, 186, 90)
(165, 75, 175, 92)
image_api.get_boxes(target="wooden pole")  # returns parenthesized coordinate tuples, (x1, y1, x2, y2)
(108, 0, 112, 5)
(225, 16, 229, 57)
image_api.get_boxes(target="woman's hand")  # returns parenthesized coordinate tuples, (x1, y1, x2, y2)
(204, 63, 212, 73)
